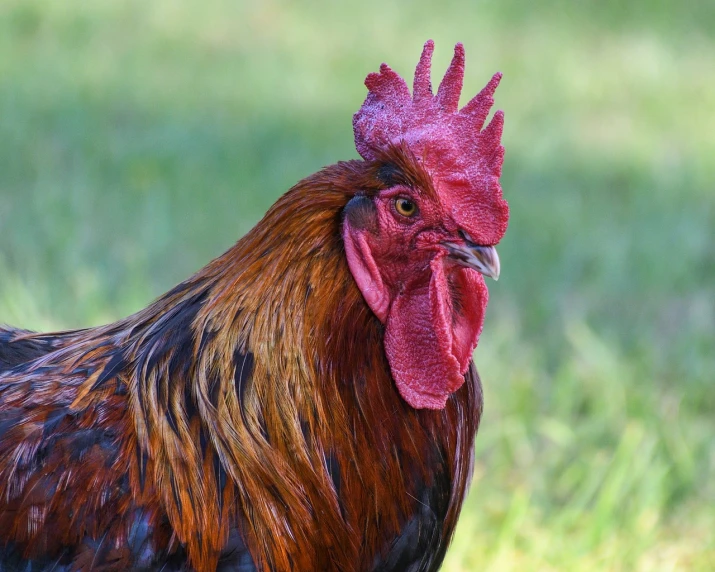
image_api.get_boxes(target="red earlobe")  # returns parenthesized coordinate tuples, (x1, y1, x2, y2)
(343, 222, 390, 323)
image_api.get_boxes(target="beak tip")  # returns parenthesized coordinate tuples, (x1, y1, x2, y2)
(491, 259, 501, 281)
(444, 240, 501, 281)
(483, 247, 500, 282)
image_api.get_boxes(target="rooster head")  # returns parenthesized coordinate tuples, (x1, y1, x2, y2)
(343, 40, 509, 409)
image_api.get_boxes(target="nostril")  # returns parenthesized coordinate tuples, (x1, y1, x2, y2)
(458, 229, 474, 245)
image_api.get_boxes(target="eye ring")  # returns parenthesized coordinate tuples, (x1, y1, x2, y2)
(394, 197, 418, 218)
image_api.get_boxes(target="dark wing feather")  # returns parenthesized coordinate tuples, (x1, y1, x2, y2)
(0, 337, 182, 570)
(0, 328, 68, 372)
(0, 318, 258, 571)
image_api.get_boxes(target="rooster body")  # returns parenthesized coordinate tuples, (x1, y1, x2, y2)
(0, 42, 507, 571)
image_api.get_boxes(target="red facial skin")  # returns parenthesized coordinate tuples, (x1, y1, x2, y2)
(346, 40, 509, 409)
(343, 183, 488, 409)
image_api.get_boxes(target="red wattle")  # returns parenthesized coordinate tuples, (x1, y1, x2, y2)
(383, 257, 487, 409)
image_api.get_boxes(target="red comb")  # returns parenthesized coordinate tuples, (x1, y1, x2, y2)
(354, 40, 503, 161)
(353, 40, 509, 245)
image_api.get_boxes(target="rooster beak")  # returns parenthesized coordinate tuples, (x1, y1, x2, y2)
(443, 236, 501, 281)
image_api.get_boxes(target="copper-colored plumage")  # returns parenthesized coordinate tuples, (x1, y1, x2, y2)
(0, 154, 483, 571)
(0, 41, 506, 571)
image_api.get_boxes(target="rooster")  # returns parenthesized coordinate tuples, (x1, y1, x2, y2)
(0, 40, 508, 571)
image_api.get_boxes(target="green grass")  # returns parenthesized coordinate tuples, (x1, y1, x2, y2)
(1, 0, 713, 569)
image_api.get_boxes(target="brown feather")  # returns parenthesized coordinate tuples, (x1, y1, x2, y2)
(0, 146, 482, 571)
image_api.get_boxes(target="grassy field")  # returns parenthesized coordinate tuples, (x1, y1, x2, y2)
(1, 0, 713, 569)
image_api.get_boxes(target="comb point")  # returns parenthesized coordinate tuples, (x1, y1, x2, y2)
(461, 72, 503, 129)
(436, 43, 466, 112)
(413, 40, 435, 103)
(481, 109, 505, 150)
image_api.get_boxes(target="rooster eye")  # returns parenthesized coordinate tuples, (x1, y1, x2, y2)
(394, 197, 417, 218)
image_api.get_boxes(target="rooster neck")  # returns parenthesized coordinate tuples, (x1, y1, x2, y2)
(107, 160, 481, 571)
(0, 161, 482, 572)
(160, 162, 484, 570)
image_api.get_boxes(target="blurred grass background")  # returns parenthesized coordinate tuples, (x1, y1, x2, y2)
(0, 0, 713, 569)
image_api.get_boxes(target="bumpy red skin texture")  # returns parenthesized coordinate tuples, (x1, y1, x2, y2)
(353, 41, 509, 246)
(346, 41, 509, 409)
(344, 184, 488, 409)
(384, 257, 487, 409)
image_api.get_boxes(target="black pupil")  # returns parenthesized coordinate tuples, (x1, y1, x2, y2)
(399, 199, 414, 213)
